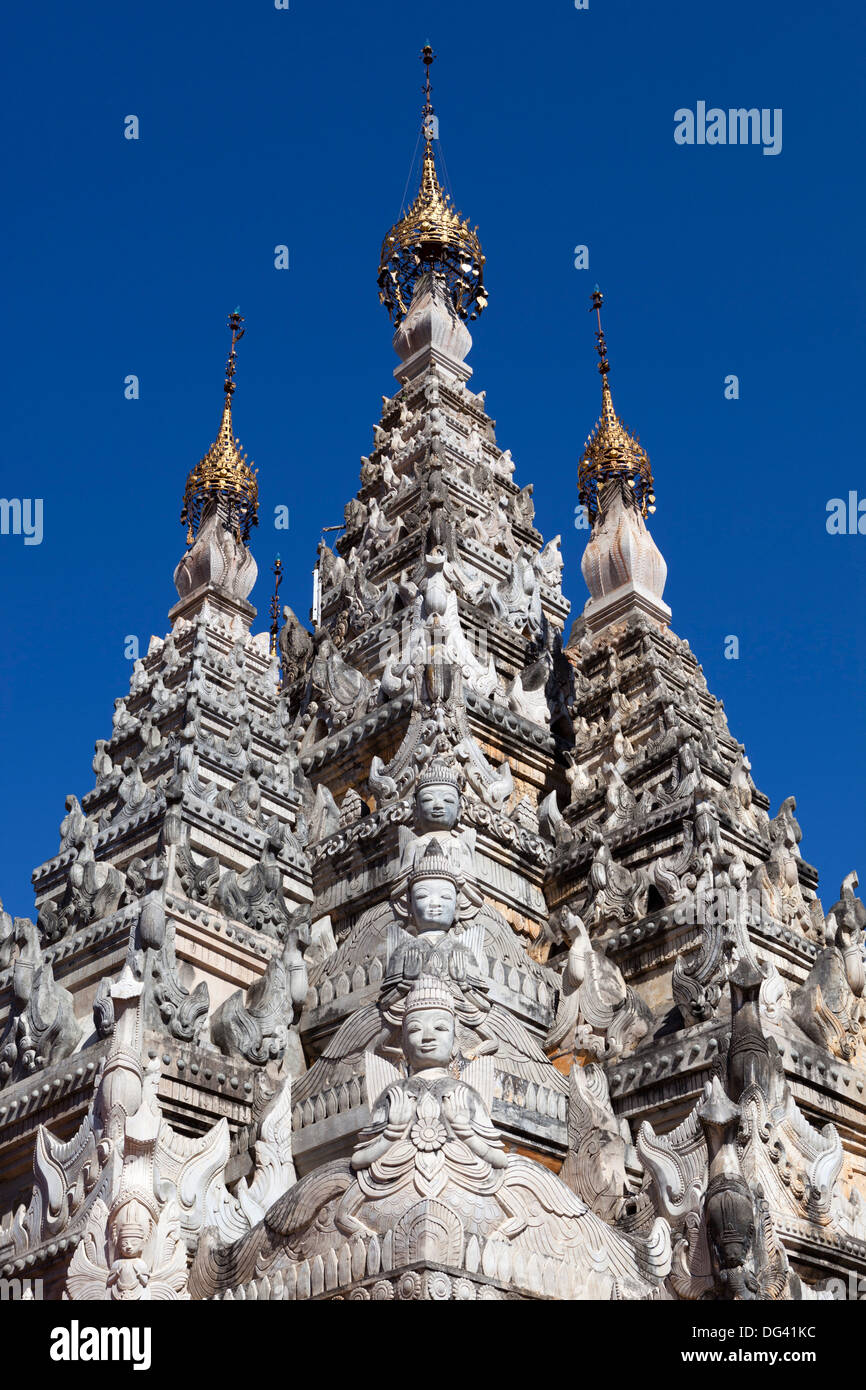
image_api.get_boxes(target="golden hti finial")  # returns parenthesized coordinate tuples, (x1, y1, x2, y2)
(378, 45, 487, 326)
(180, 310, 259, 546)
(577, 288, 655, 524)
(269, 554, 284, 658)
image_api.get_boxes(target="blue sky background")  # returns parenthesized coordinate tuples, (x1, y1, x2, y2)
(1, 0, 863, 918)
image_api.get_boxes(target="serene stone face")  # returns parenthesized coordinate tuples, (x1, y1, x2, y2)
(403, 1007, 455, 1070)
(410, 877, 458, 932)
(416, 783, 460, 831)
(117, 1231, 145, 1260)
(112, 1216, 147, 1261)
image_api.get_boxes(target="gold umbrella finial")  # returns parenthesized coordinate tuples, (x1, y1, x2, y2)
(577, 289, 656, 523)
(378, 47, 487, 326)
(180, 311, 259, 546)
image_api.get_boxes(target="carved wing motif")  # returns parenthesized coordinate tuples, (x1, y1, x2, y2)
(264, 1159, 354, 1240)
(364, 1051, 403, 1111)
(290, 1005, 386, 1105)
(461, 1054, 495, 1111)
(233, 1078, 297, 1232)
(147, 1202, 191, 1300)
(497, 1158, 671, 1288)
(481, 1005, 569, 1093)
(306, 901, 393, 992)
(636, 1105, 707, 1223)
(157, 1116, 233, 1239)
(64, 1199, 110, 1300)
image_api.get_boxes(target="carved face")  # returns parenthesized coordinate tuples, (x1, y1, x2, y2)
(410, 877, 458, 932)
(404, 1007, 455, 1070)
(112, 1217, 148, 1260)
(416, 783, 460, 830)
(116, 1230, 146, 1260)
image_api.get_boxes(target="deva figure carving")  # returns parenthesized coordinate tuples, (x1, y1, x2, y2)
(396, 761, 479, 904)
(295, 750, 567, 1162)
(190, 975, 671, 1301)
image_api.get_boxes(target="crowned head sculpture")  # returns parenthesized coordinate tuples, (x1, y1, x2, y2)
(415, 761, 462, 833)
(103, 1193, 158, 1301)
(402, 975, 457, 1073)
(110, 1196, 152, 1261)
(407, 839, 461, 933)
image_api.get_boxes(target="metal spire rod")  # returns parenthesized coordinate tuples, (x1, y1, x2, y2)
(590, 287, 610, 378)
(224, 308, 245, 398)
(269, 554, 284, 657)
(421, 42, 436, 141)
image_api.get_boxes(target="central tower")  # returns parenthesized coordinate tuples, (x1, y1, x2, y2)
(282, 44, 575, 1173)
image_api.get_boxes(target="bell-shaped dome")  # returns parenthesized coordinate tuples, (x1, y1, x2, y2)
(392, 270, 473, 383)
(174, 500, 258, 604)
(581, 476, 667, 602)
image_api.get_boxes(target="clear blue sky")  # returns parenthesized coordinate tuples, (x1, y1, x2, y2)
(1, 0, 863, 919)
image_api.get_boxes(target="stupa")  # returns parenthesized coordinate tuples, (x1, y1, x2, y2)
(1, 47, 864, 1304)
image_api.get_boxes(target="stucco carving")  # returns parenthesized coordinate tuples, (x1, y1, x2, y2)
(190, 975, 670, 1300)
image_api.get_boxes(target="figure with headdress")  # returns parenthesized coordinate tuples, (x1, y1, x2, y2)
(105, 1197, 155, 1299)
(190, 974, 671, 1301)
(66, 1190, 189, 1301)
(350, 975, 507, 1190)
(396, 760, 481, 914)
(385, 839, 485, 992)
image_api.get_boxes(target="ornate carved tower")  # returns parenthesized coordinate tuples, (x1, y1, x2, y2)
(1, 49, 864, 1305)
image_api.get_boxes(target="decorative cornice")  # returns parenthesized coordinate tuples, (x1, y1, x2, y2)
(301, 693, 414, 772)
